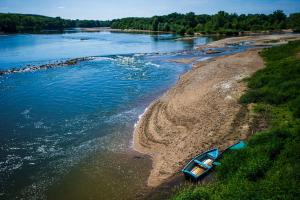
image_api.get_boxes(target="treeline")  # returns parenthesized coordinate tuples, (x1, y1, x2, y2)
(111, 10, 300, 35)
(0, 13, 110, 33)
(2, 11, 300, 35)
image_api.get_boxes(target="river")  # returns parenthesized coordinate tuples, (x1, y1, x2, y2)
(0, 30, 221, 199)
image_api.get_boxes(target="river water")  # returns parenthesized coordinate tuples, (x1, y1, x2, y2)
(0, 30, 230, 199)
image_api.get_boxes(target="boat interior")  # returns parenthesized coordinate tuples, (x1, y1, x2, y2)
(185, 154, 215, 177)
(182, 148, 219, 179)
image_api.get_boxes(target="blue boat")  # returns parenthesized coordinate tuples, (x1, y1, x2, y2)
(182, 148, 219, 181)
(182, 141, 246, 180)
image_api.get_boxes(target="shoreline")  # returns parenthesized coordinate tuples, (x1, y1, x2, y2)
(133, 34, 300, 188)
(134, 49, 265, 187)
(1, 27, 295, 37)
(198, 33, 300, 48)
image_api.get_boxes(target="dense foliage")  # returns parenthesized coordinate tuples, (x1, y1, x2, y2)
(1, 11, 299, 35)
(111, 10, 300, 35)
(0, 13, 110, 33)
(172, 41, 300, 199)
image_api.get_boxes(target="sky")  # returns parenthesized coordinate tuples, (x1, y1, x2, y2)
(0, 0, 299, 20)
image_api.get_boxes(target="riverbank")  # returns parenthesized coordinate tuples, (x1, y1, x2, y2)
(134, 48, 265, 187)
(133, 34, 300, 188)
(198, 33, 300, 48)
(171, 39, 300, 200)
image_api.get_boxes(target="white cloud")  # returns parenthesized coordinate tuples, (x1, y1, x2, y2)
(58, 6, 64, 9)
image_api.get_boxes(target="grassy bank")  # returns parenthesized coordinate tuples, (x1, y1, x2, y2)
(171, 40, 300, 200)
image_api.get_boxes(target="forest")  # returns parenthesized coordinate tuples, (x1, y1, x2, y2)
(0, 13, 110, 33)
(1, 11, 299, 35)
(111, 10, 300, 35)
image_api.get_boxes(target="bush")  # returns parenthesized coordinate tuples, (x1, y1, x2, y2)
(186, 28, 195, 35)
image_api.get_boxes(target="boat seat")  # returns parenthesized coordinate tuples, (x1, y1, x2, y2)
(203, 159, 213, 166)
(194, 160, 210, 169)
(190, 166, 205, 177)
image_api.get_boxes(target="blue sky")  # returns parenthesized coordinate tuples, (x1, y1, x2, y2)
(0, 0, 299, 20)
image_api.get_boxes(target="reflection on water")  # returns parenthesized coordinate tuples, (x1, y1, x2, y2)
(0, 31, 227, 199)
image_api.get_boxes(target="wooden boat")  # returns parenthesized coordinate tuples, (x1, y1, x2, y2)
(182, 148, 219, 181)
(182, 141, 246, 181)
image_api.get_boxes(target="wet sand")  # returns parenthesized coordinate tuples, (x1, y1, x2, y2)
(133, 48, 265, 187)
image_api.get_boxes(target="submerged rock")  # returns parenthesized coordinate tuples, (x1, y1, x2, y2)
(0, 57, 94, 76)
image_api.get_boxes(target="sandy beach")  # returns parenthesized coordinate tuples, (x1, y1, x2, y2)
(133, 34, 300, 187)
(134, 49, 263, 187)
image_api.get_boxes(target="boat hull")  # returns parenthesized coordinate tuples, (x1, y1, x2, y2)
(182, 148, 219, 181)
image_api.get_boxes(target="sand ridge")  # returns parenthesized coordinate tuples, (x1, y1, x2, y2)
(133, 48, 265, 187)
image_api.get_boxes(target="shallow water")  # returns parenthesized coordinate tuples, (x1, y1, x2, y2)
(0, 30, 249, 199)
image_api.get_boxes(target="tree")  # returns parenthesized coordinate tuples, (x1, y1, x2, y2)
(152, 17, 159, 31)
(184, 12, 197, 28)
(186, 28, 194, 35)
(288, 13, 300, 32)
(163, 23, 170, 31)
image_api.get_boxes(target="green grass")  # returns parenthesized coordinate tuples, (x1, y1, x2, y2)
(171, 40, 300, 200)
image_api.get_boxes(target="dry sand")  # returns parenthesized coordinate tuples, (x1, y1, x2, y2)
(133, 48, 265, 187)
